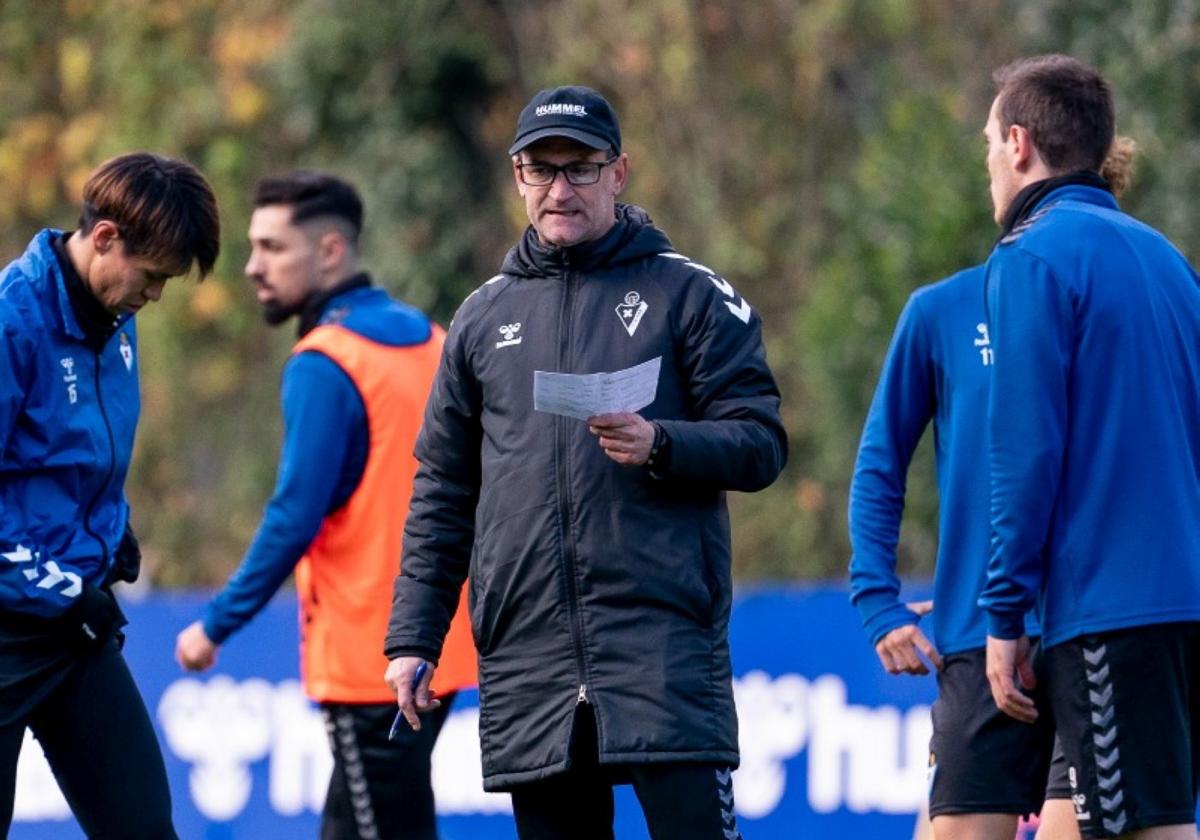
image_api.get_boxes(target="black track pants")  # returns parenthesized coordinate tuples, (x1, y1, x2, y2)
(0, 638, 176, 839)
(320, 693, 454, 840)
(510, 704, 742, 840)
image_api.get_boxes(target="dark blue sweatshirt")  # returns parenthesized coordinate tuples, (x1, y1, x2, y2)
(202, 283, 433, 643)
(981, 185, 1200, 645)
(850, 266, 1038, 654)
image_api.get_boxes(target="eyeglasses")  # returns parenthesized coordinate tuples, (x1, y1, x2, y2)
(516, 156, 619, 187)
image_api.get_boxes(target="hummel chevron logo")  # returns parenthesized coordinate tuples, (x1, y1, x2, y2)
(1095, 748, 1120, 772)
(708, 274, 735, 297)
(659, 252, 753, 325)
(719, 789, 733, 806)
(1094, 727, 1118, 750)
(35, 561, 82, 598)
(1091, 706, 1114, 727)
(715, 768, 731, 785)
(4, 544, 40, 582)
(1088, 684, 1113, 707)
(704, 275, 753, 323)
(1082, 645, 1107, 666)
(724, 299, 751, 324)
(1099, 790, 1124, 812)
(1086, 663, 1109, 685)
(1097, 769, 1122, 792)
(2, 544, 33, 563)
(1102, 814, 1127, 834)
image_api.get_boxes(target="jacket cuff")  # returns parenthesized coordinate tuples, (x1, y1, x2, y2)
(644, 421, 671, 478)
(201, 611, 233, 646)
(383, 643, 440, 665)
(986, 610, 1026, 640)
(857, 594, 920, 645)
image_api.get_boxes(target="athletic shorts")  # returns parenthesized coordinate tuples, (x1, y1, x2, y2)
(1045, 622, 1200, 839)
(928, 647, 1055, 818)
(1044, 736, 1071, 799)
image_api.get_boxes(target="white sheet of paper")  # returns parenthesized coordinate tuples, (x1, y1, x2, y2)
(533, 356, 662, 421)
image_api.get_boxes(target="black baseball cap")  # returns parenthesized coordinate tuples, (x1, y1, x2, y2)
(508, 86, 622, 156)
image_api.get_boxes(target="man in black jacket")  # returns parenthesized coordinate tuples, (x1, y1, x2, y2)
(384, 86, 786, 840)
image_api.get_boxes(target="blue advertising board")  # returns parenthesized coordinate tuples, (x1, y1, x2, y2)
(3, 584, 1037, 838)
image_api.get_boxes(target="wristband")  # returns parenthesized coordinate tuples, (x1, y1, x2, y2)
(646, 422, 671, 475)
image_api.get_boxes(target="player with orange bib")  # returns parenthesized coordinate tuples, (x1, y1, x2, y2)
(176, 171, 474, 840)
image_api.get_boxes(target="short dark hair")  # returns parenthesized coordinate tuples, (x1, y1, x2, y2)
(252, 171, 363, 245)
(993, 55, 1115, 174)
(79, 152, 220, 279)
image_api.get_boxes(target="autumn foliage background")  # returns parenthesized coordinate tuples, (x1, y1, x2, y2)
(3, 0, 1198, 587)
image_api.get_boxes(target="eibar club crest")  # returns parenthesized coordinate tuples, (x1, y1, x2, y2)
(615, 291, 648, 337)
(119, 332, 134, 371)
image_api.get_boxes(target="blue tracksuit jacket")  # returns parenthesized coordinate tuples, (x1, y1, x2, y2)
(0, 230, 138, 618)
(850, 265, 1038, 655)
(980, 184, 1200, 645)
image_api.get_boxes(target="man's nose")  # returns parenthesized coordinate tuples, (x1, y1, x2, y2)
(547, 170, 576, 200)
(144, 280, 165, 302)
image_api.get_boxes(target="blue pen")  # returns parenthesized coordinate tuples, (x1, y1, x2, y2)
(388, 660, 429, 741)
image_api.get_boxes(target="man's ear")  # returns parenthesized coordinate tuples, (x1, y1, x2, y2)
(1009, 123, 1037, 173)
(512, 157, 527, 198)
(610, 153, 629, 196)
(317, 230, 347, 272)
(91, 219, 121, 255)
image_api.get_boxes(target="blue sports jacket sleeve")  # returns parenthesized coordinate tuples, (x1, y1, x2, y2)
(653, 271, 787, 491)
(0, 322, 25, 464)
(849, 296, 936, 644)
(203, 352, 365, 643)
(980, 254, 1072, 639)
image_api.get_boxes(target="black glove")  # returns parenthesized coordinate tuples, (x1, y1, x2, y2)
(66, 584, 128, 649)
(109, 520, 142, 585)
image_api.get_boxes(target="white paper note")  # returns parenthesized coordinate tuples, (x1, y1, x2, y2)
(533, 356, 662, 421)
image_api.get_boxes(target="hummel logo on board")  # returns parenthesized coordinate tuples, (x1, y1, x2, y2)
(496, 323, 523, 348)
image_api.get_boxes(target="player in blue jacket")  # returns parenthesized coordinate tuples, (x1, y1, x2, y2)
(849, 263, 1060, 840)
(981, 55, 1200, 840)
(851, 138, 1137, 840)
(0, 153, 219, 838)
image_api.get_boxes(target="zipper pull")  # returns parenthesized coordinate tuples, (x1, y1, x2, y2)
(577, 684, 588, 704)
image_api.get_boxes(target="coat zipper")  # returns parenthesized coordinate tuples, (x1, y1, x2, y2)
(80, 348, 116, 573)
(555, 254, 590, 705)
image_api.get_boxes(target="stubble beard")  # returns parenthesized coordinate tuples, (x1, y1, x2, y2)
(260, 299, 300, 326)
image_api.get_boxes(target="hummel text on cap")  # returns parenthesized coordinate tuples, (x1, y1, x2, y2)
(508, 85, 622, 156)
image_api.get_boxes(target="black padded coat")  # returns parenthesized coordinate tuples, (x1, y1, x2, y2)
(384, 205, 786, 790)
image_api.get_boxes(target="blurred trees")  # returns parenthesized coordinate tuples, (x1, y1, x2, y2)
(0, 1, 1196, 585)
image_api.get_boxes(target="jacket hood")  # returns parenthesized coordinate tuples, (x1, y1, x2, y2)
(501, 203, 674, 278)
